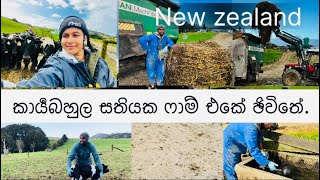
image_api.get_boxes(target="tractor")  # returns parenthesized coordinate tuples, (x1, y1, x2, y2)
(273, 27, 320, 86)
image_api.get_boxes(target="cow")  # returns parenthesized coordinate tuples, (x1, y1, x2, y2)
(20, 35, 42, 71)
(36, 37, 59, 70)
(1, 37, 6, 68)
(10, 35, 24, 69)
(1, 35, 13, 69)
(2, 31, 60, 71)
(70, 164, 109, 180)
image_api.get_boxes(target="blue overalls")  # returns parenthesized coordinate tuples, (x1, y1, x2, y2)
(223, 123, 269, 180)
(139, 33, 174, 86)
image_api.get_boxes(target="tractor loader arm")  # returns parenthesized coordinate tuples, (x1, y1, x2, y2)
(273, 27, 306, 63)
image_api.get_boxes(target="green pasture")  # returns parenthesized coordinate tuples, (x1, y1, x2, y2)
(1, 138, 131, 179)
(263, 49, 284, 65)
(177, 31, 216, 43)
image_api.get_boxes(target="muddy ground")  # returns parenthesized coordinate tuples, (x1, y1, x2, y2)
(131, 123, 224, 179)
(118, 69, 149, 87)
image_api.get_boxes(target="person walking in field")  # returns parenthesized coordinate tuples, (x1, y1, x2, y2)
(1, 16, 116, 88)
(139, 25, 174, 88)
(67, 132, 104, 179)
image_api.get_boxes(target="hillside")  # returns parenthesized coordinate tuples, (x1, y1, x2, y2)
(1, 16, 114, 41)
(271, 37, 320, 48)
(92, 133, 131, 139)
(1, 138, 131, 179)
(1, 16, 29, 34)
(1, 16, 59, 41)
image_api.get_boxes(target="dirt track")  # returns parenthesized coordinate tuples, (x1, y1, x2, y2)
(132, 123, 224, 179)
(256, 51, 296, 85)
(206, 32, 232, 49)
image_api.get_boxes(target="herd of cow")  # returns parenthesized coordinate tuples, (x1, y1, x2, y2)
(1, 30, 61, 71)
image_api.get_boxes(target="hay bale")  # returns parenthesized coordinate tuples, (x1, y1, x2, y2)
(165, 42, 233, 87)
(252, 1, 282, 45)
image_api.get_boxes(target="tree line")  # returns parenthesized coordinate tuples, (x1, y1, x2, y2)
(1, 124, 68, 154)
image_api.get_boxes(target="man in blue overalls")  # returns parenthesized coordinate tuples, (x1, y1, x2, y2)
(139, 25, 174, 88)
(224, 123, 279, 180)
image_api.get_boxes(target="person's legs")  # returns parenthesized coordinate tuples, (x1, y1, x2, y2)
(224, 146, 241, 180)
(155, 58, 165, 86)
(223, 130, 242, 180)
(146, 56, 156, 86)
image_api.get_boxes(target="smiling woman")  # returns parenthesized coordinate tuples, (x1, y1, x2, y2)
(1, 16, 116, 88)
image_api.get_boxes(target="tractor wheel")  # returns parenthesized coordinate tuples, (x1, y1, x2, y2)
(282, 69, 302, 86)
(247, 72, 259, 82)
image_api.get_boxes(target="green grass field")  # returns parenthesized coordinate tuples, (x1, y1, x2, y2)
(92, 38, 117, 47)
(177, 31, 216, 43)
(33, 27, 59, 41)
(288, 131, 319, 142)
(263, 49, 284, 65)
(1, 16, 29, 34)
(1, 16, 60, 41)
(1, 138, 131, 179)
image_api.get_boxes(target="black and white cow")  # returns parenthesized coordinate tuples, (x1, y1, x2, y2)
(2, 30, 60, 71)
(70, 164, 109, 180)
(20, 35, 42, 71)
(11, 35, 25, 69)
(1, 34, 14, 69)
(36, 37, 60, 70)
(1, 37, 7, 68)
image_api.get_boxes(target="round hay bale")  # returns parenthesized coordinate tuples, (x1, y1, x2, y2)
(165, 42, 233, 87)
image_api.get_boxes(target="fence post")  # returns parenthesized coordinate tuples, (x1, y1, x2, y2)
(111, 144, 113, 152)
(101, 38, 117, 59)
(101, 39, 108, 60)
(67, 149, 68, 155)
